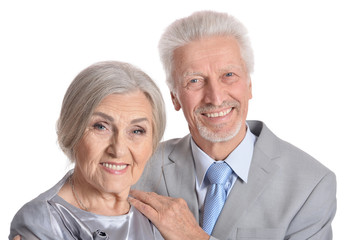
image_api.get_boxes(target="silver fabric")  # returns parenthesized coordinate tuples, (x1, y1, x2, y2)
(9, 170, 163, 240)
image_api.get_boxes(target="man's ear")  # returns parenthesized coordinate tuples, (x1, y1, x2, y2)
(170, 91, 181, 111)
(248, 79, 253, 99)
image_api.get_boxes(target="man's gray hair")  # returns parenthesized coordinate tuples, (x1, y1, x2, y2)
(57, 61, 166, 161)
(159, 10, 254, 91)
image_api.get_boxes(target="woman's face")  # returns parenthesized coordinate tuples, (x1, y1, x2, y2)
(74, 91, 153, 196)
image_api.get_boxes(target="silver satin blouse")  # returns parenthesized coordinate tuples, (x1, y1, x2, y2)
(9, 170, 163, 240)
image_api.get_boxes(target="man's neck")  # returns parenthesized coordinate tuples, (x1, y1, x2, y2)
(192, 127, 247, 161)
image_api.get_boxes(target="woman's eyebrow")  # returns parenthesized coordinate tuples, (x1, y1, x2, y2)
(93, 112, 149, 124)
(93, 112, 114, 122)
(131, 117, 149, 124)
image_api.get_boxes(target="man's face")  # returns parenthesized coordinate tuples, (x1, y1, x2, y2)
(171, 36, 252, 147)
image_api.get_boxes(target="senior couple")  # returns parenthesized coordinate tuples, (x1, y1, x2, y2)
(10, 11, 336, 240)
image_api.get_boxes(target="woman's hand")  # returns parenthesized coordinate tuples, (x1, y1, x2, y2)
(13, 236, 21, 240)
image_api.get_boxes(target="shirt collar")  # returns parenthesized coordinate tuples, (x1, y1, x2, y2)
(191, 124, 257, 187)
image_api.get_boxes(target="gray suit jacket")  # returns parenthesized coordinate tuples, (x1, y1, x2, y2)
(134, 121, 336, 240)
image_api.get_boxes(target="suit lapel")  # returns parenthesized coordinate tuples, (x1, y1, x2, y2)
(162, 135, 200, 221)
(212, 121, 281, 238)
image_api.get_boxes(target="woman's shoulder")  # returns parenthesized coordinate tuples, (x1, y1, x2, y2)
(9, 171, 73, 239)
(11, 196, 50, 225)
(130, 206, 164, 239)
(13, 170, 73, 216)
(15, 170, 73, 211)
(9, 192, 56, 239)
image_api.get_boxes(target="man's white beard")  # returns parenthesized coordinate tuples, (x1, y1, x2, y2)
(196, 117, 243, 143)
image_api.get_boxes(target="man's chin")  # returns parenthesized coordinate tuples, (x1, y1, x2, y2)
(198, 128, 240, 143)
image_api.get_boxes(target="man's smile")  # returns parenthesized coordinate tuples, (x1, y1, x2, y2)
(202, 107, 233, 118)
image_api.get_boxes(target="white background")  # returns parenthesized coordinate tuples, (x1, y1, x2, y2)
(1, 0, 360, 239)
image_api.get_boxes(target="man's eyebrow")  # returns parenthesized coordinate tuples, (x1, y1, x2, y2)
(93, 112, 114, 122)
(220, 65, 243, 72)
(182, 65, 243, 77)
(131, 117, 150, 124)
(183, 71, 204, 77)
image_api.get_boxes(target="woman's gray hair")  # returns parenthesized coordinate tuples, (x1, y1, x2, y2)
(159, 10, 254, 91)
(57, 61, 166, 162)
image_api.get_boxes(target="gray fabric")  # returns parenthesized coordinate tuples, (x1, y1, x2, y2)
(134, 120, 337, 240)
(9, 171, 163, 240)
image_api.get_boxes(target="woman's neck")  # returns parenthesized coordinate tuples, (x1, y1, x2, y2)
(58, 172, 131, 216)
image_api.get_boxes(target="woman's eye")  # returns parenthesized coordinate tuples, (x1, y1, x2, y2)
(133, 128, 145, 135)
(93, 123, 107, 131)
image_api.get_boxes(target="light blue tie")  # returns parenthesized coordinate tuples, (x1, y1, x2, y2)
(202, 162, 233, 235)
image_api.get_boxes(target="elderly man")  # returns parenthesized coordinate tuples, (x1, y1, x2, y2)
(131, 11, 336, 240)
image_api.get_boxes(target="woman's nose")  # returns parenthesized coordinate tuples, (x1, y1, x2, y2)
(107, 134, 127, 158)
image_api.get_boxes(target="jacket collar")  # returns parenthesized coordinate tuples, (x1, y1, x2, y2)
(213, 120, 281, 238)
(162, 121, 281, 229)
(163, 134, 200, 221)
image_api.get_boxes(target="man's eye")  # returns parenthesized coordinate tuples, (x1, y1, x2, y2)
(225, 72, 234, 77)
(185, 77, 204, 90)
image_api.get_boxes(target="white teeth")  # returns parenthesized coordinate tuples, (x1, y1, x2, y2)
(205, 108, 232, 118)
(102, 163, 127, 171)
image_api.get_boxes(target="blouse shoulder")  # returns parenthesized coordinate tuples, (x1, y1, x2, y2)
(9, 196, 60, 239)
(9, 171, 73, 239)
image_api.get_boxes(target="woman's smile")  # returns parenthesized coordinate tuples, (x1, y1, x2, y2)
(101, 162, 129, 174)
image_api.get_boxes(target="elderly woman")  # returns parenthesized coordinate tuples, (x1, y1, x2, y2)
(9, 61, 166, 239)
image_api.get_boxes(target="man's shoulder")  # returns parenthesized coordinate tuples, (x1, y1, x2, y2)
(251, 120, 334, 181)
(135, 135, 192, 193)
(246, 121, 336, 239)
(152, 134, 192, 159)
(159, 134, 192, 148)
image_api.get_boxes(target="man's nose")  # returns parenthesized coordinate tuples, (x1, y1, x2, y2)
(204, 78, 225, 106)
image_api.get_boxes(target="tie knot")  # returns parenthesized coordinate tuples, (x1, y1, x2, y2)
(206, 162, 233, 185)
